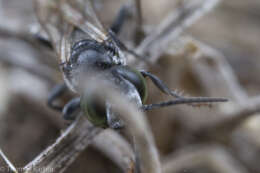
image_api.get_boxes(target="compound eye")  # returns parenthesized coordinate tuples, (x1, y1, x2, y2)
(113, 66, 148, 103)
(80, 92, 108, 128)
(129, 68, 148, 103)
(95, 61, 113, 69)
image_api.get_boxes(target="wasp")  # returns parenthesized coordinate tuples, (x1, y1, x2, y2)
(35, 0, 227, 129)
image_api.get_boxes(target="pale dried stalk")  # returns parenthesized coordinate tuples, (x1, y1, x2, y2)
(0, 0, 227, 172)
(134, 0, 143, 27)
(0, 49, 55, 84)
(179, 37, 259, 129)
(92, 129, 135, 172)
(162, 145, 249, 173)
(0, 148, 18, 173)
(135, 0, 221, 64)
(24, 116, 102, 173)
(0, 30, 135, 173)
(23, 83, 161, 173)
(0, 28, 57, 84)
(22, 114, 134, 173)
(197, 96, 260, 138)
(102, 88, 161, 173)
(165, 36, 260, 140)
(185, 37, 249, 104)
(22, 79, 161, 173)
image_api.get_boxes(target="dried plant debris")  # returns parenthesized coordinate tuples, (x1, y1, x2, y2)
(0, 0, 260, 173)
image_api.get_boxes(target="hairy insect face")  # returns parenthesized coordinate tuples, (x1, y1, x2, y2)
(62, 39, 120, 91)
(71, 40, 118, 69)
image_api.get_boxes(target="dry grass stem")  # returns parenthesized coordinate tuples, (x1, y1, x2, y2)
(101, 87, 161, 173)
(135, 0, 221, 64)
(0, 148, 18, 173)
(162, 145, 249, 173)
(1, 0, 258, 173)
(24, 116, 102, 173)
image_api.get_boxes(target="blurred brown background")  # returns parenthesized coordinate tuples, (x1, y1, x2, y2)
(0, 0, 260, 173)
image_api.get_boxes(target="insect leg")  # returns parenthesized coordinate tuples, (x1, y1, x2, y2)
(140, 71, 184, 98)
(140, 70, 228, 110)
(47, 83, 67, 111)
(62, 97, 81, 120)
(110, 5, 132, 35)
(109, 6, 152, 64)
(142, 97, 228, 111)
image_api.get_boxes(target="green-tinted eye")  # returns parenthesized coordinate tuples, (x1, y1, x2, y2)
(128, 67, 148, 103)
(80, 93, 108, 128)
(113, 66, 148, 103)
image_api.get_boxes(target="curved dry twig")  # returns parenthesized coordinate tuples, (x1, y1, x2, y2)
(162, 145, 249, 173)
(164, 35, 260, 142)
(0, 148, 18, 173)
(92, 129, 135, 172)
(97, 87, 161, 173)
(133, 0, 143, 28)
(184, 36, 249, 104)
(22, 80, 161, 173)
(135, 0, 221, 64)
(24, 116, 102, 173)
(195, 96, 260, 140)
(0, 0, 232, 172)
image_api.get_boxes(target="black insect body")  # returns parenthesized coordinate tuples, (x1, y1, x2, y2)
(37, 0, 228, 129)
(62, 39, 121, 92)
(61, 39, 147, 128)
